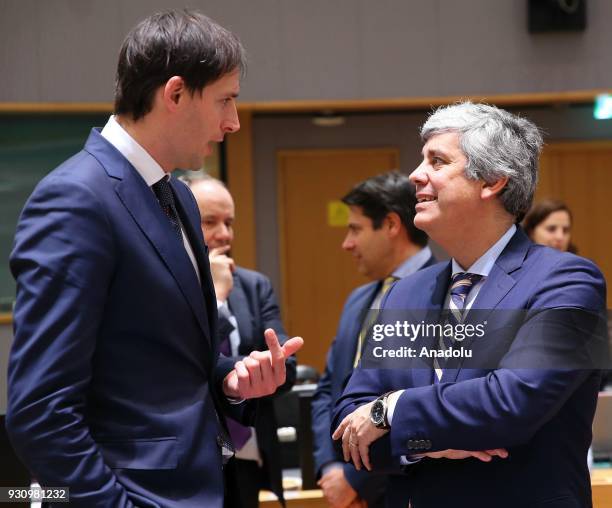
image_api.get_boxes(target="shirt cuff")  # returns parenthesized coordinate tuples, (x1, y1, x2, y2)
(321, 461, 344, 476)
(400, 454, 423, 465)
(386, 389, 404, 425)
(387, 390, 420, 465)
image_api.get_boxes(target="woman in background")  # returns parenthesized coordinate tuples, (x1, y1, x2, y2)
(522, 199, 577, 253)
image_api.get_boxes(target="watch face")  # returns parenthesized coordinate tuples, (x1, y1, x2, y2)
(371, 399, 385, 425)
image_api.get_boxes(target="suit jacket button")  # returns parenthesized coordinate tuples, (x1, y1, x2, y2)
(407, 439, 415, 449)
(424, 440, 432, 449)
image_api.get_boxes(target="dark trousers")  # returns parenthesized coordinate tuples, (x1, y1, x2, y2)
(223, 458, 263, 508)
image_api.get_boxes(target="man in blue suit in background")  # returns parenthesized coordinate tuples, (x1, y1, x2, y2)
(333, 103, 607, 507)
(6, 10, 301, 508)
(312, 171, 435, 508)
(189, 176, 295, 508)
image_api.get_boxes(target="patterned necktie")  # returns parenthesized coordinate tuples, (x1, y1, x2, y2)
(353, 276, 398, 367)
(435, 272, 482, 378)
(218, 311, 252, 450)
(448, 272, 482, 324)
(152, 177, 182, 241)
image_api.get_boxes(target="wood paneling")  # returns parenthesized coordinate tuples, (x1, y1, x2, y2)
(2, 88, 611, 114)
(537, 141, 612, 304)
(225, 108, 257, 269)
(277, 148, 399, 372)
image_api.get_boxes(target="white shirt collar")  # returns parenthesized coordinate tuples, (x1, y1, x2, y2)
(100, 115, 167, 187)
(451, 224, 517, 278)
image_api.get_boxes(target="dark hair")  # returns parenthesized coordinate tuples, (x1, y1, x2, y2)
(342, 170, 428, 247)
(522, 199, 577, 253)
(114, 9, 246, 121)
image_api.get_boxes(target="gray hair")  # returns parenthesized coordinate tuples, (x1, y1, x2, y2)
(421, 102, 543, 221)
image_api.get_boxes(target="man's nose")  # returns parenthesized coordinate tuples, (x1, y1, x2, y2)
(409, 162, 427, 184)
(342, 235, 353, 251)
(217, 223, 231, 240)
(223, 103, 240, 133)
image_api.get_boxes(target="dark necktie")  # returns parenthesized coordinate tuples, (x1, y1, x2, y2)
(218, 313, 252, 450)
(152, 177, 182, 241)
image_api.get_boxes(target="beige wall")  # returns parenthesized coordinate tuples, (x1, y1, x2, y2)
(1, 0, 611, 103)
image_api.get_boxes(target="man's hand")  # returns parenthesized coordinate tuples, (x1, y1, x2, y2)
(317, 467, 361, 508)
(209, 246, 234, 301)
(222, 329, 303, 399)
(422, 448, 508, 462)
(332, 401, 388, 472)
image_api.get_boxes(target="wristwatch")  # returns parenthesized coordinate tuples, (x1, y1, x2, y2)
(370, 391, 393, 429)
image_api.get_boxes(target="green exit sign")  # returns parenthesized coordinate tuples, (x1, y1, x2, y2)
(594, 94, 612, 120)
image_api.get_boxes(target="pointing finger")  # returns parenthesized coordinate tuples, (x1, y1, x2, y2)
(280, 336, 304, 357)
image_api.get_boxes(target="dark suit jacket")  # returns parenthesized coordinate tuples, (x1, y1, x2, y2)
(333, 229, 607, 508)
(225, 266, 296, 503)
(311, 255, 436, 506)
(6, 129, 250, 508)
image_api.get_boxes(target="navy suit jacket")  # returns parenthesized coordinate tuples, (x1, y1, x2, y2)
(312, 255, 435, 505)
(333, 229, 607, 508)
(225, 266, 295, 502)
(6, 130, 248, 507)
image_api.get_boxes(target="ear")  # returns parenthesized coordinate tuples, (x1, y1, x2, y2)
(384, 212, 402, 237)
(481, 176, 508, 200)
(161, 76, 187, 111)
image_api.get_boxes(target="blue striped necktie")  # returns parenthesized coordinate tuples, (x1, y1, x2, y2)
(448, 272, 482, 324)
(435, 272, 482, 378)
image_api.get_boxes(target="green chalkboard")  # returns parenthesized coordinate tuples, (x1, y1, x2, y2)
(0, 114, 109, 310)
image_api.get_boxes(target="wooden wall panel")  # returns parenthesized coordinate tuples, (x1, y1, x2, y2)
(225, 109, 256, 269)
(537, 142, 612, 304)
(277, 148, 399, 371)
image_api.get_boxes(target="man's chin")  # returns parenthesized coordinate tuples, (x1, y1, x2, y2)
(356, 264, 374, 279)
(414, 214, 433, 234)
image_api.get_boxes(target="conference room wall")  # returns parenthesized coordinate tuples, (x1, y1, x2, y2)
(1, 0, 611, 103)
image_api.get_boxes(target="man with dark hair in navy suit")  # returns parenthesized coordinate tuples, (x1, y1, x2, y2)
(189, 176, 295, 508)
(333, 103, 606, 507)
(6, 10, 302, 507)
(312, 171, 435, 508)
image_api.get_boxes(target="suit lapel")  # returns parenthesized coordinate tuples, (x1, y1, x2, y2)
(115, 171, 213, 341)
(171, 179, 218, 341)
(340, 283, 379, 377)
(227, 273, 255, 353)
(87, 127, 215, 349)
(413, 263, 451, 386)
(443, 229, 530, 382)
